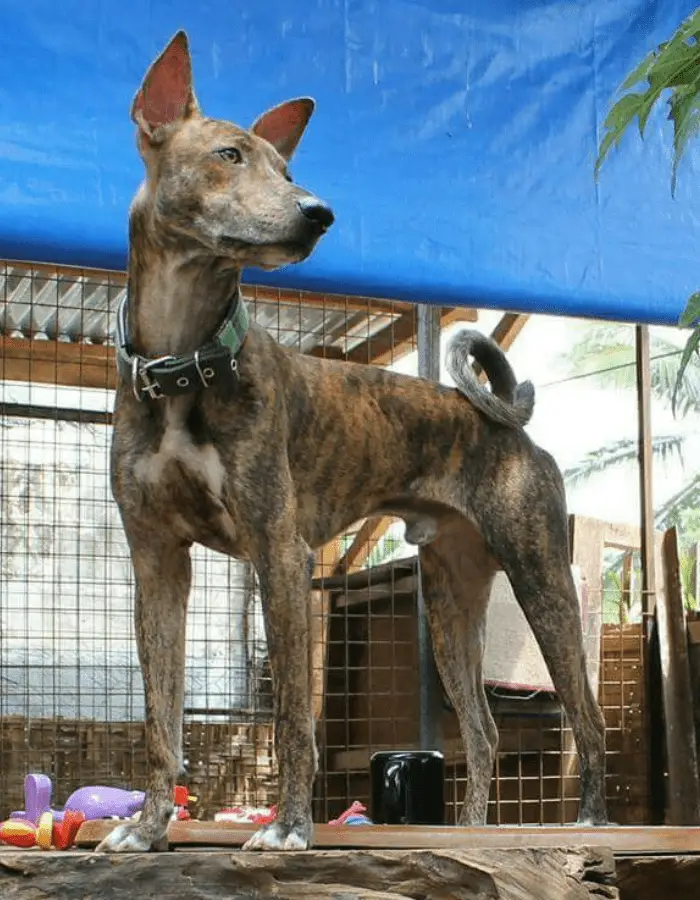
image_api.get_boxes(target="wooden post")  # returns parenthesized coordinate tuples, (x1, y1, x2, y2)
(416, 303, 444, 753)
(635, 323, 666, 824)
(635, 324, 656, 615)
(657, 527, 700, 824)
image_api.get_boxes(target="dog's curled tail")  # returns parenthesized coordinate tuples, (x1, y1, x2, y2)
(446, 329, 535, 428)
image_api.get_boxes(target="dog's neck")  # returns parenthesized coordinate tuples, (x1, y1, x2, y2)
(126, 199, 241, 359)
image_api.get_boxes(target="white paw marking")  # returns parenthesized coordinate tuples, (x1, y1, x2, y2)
(243, 823, 309, 852)
(95, 824, 155, 854)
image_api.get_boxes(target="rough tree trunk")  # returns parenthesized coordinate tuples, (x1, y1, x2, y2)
(0, 847, 617, 899)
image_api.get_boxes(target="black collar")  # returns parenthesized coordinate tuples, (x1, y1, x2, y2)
(115, 291, 250, 401)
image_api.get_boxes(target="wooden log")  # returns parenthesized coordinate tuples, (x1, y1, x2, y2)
(688, 616, 700, 775)
(0, 847, 617, 900)
(658, 528, 700, 824)
(616, 856, 700, 900)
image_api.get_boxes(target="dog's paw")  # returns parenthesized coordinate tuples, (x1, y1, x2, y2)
(575, 817, 614, 828)
(243, 820, 312, 851)
(95, 821, 169, 853)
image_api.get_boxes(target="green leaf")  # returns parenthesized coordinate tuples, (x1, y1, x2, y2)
(679, 291, 700, 327)
(646, 40, 700, 91)
(672, 326, 700, 416)
(596, 8, 700, 183)
(595, 93, 647, 179)
(669, 78, 700, 193)
(620, 48, 657, 90)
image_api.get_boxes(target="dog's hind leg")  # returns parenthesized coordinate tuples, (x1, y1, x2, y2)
(477, 451, 608, 825)
(243, 519, 316, 851)
(97, 535, 192, 852)
(419, 518, 500, 825)
(502, 555, 608, 824)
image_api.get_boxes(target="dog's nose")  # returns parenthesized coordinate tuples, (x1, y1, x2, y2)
(297, 196, 335, 230)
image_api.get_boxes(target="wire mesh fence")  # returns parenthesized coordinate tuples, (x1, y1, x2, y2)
(313, 551, 651, 827)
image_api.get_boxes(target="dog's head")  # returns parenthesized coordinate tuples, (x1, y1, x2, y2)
(131, 30, 333, 270)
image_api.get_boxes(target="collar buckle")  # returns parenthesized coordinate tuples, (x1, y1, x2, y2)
(132, 354, 176, 402)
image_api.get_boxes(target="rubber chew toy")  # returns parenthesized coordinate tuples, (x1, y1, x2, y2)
(52, 811, 86, 850)
(0, 820, 37, 848)
(10, 773, 55, 823)
(63, 786, 146, 820)
(328, 801, 372, 826)
(36, 811, 54, 849)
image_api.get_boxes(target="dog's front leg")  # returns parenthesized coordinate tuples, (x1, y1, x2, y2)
(244, 530, 316, 851)
(96, 537, 191, 853)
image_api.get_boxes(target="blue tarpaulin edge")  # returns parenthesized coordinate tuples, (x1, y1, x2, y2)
(0, 0, 698, 326)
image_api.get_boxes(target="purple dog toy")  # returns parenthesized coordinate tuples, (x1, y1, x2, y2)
(10, 774, 58, 823)
(10, 773, 145, 823)
(64, 786, 145, 820)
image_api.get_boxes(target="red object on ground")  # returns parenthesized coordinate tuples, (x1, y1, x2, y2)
(52, 810, 86, 850)
(0, 819, 37, 848)
(328, 801, 368, 825)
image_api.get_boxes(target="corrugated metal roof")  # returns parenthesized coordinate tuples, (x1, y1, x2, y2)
(0, 261, 401, 357)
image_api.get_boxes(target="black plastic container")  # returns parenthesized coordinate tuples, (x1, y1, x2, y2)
(370, 749, 445, 825)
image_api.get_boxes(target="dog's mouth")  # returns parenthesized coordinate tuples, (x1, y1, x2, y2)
(216, 239, 316, 273)
(218, 232, 323, 266)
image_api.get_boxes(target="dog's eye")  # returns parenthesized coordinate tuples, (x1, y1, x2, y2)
(216, 147, 243, 164)
(284, 171, 293, 183)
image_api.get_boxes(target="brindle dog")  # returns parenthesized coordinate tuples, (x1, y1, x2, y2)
(97, 30, 607, 853)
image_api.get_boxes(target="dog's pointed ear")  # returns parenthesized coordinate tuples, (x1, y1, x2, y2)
(131, 30, 200, 143)
(251, 98, 315, 161)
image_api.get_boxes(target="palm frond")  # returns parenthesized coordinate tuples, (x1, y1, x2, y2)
(673, 322, 700, 415)
(563, 434, 685, 487)
(562, 323, 700, 416)
(654, 474, 700, 531)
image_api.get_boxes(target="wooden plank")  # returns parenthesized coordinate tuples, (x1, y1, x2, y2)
(489, 312, 530, 352)
(563, 516, 607, 793)
(0, 336, 116, 390)
(310, 539, 345, 722)
(475, 313, 530, 383)
(0, 847, 617, 900)
(638, 331, 663, 824)
(74, 819, 700, 854)
(334, 516, 399, 576)
(604, 522, 643, 552)
(335, 575, 417, 608)
(687, 620, 700, 645)
(657, 527, 700, 825)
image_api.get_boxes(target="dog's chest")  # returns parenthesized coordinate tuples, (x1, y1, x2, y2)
(133, 406, 225, 500)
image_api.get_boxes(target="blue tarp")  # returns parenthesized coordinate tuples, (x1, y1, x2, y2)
(0, 0, 698, 325)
